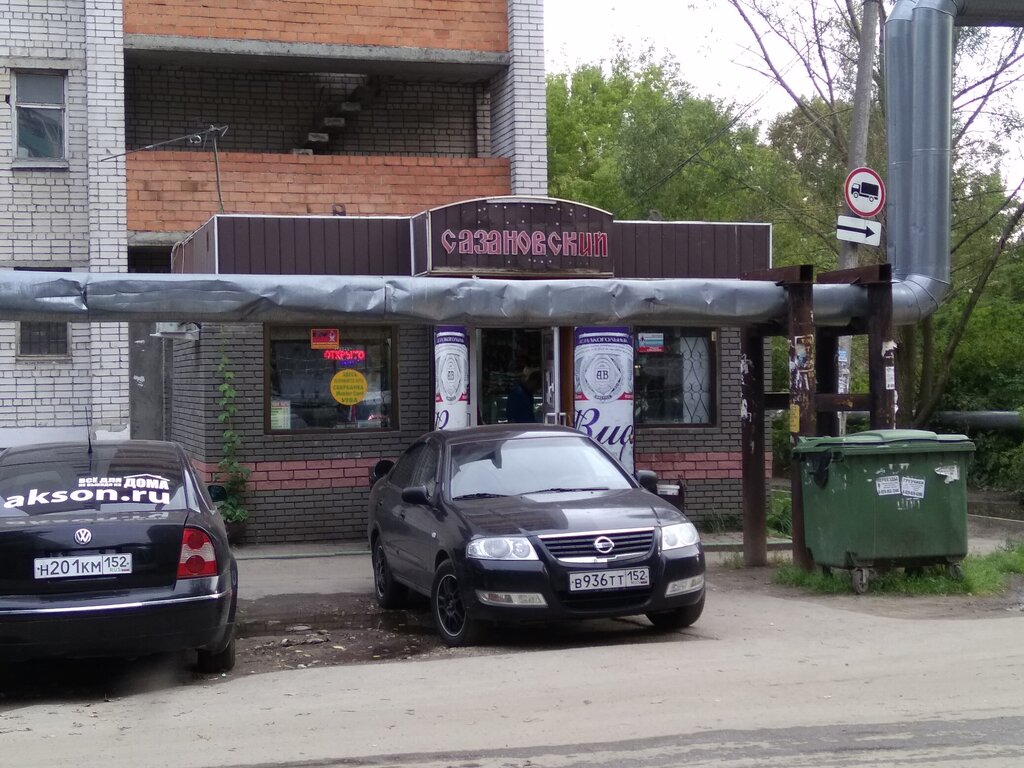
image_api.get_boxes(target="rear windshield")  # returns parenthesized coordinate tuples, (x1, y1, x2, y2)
(0, 444, 188, 516)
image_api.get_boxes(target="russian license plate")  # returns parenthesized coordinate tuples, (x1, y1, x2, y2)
(569, 567, 650, 592)
(34, 554, 133, 579)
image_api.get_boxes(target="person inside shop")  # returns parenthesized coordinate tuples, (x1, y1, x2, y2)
(505, 369, 541, 423)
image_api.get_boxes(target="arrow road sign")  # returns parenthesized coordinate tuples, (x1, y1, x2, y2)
(836, 215, 881, 246)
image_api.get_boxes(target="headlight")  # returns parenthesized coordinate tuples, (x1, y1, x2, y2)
(661, 522, 700, 550)
(466, 536, 538, 560)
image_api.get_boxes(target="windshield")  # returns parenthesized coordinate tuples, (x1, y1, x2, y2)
(0, 444, 187, 516)
(448, 435, 633, 499)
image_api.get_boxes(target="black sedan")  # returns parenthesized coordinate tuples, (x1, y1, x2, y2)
(0, 439, 238, 672)
(367, 424, 705, 646)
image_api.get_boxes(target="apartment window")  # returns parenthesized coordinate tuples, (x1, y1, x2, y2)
(634, 328, 714, 425)
(267, 326, 394, 431)
(14, 72, 66, 160)
(15, 268, 70, 357)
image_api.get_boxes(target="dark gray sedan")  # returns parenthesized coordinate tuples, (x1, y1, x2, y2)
(368, 424, 705, 646)
(0, 440, 238, 671)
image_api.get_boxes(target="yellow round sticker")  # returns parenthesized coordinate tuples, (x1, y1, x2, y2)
(330, 369, 368, 406)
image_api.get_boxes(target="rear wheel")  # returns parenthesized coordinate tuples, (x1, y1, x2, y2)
(372, 539, 409, 609)
(196, 636, 236, 673)
(431, 560, 482, 647)
(646, 593, 705, 630)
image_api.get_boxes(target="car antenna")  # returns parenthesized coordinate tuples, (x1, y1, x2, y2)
(87, 404, 93, 455)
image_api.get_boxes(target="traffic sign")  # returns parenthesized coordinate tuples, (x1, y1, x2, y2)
(836, 215, 881, 246)
(844, 167, 886, 218)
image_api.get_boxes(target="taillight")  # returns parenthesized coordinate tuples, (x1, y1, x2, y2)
(177, 527, 218, 578)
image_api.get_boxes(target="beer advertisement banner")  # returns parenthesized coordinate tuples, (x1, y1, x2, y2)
(434, 326, 470, 430)
(574, 327, 635, 472)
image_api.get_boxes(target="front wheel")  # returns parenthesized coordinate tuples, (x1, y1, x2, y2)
(646, 593, 705, 630)
(431, 560, 483, 647)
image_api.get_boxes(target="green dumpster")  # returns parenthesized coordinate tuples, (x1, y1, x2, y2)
(793, 429, 975, 593)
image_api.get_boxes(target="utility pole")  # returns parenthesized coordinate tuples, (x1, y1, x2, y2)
(838, 0, 881, 433)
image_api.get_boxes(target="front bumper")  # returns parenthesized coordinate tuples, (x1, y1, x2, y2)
(0, 571, 237, 662)
(459, 545, 705, 623)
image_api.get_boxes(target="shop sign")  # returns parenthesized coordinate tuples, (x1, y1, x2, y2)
(573, 327, 635, 472)
(322, 347, 366, 365)
(434, 326, 469, 430)
(425, 199, 614, 275)
(637, 332, 664, 353)
(310, 328, 340, 350)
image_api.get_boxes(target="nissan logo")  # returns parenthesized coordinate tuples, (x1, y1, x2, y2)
(74, 528, 92, 545)
(593, 536, 615, 555)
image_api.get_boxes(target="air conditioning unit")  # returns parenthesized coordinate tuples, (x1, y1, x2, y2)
(151, 322, 201, 341)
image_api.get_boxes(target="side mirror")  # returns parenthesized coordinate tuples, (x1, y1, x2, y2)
(401, 485, 431, 505)
(369, 459, 394, 487)
(636, 470, 659, 494)
(208, 484, 228, 503)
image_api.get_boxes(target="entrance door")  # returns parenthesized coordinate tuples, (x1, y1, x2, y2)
(540, 328, 566, 425)
(475, 328, 570, 426)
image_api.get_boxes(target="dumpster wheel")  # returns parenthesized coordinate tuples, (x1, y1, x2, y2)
(851, 567, 870, 595)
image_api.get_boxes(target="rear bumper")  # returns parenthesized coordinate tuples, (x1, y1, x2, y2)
(0, 572, 237, 661)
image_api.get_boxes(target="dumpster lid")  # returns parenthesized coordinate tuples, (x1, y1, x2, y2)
(793, 429, 974, 455)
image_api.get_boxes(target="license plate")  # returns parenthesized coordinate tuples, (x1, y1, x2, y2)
(569, 567, 650, 592)
(34, 554, 133, 579)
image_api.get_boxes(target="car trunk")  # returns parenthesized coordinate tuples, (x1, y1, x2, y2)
(0, 509, 191, 596)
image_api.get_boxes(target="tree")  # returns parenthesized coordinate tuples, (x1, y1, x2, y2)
(722, 0, 1024, 426)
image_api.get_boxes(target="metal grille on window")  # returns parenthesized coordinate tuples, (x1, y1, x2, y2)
(19, 322, 69, 356)
(680, 335, 711, 423)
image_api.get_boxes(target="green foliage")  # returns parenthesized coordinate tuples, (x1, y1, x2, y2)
(774, 542, 1024, 595)
(964, 431, 1024, 491)
(767, 488, 793, 537)
(216, 352, 250, 524)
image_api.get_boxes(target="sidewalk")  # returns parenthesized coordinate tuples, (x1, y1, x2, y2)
(232, 515, 1024, 603)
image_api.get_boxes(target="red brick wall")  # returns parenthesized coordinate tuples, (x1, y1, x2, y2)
(635, 452, 774, 481)
(127, 152, 511, 232)
(124, 0, 508, 52)
(194, 457, 389, 491)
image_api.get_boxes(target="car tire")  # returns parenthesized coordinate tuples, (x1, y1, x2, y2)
(646, 592, 705, 630)
(372, 539, 409, 609)
(431, 560, 483, 647)
(196, 635, 236, 673)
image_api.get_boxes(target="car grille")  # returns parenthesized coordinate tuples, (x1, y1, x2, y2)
(538, 528, 655, 563)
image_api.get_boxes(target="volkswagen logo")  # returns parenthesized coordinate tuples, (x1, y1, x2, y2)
(73, 528, 92, 546)
(593, 535, 615, 555)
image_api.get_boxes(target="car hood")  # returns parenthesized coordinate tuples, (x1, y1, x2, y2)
(454, 488, 684, 536)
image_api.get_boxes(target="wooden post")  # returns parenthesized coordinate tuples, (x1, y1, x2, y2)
(816, 330, 839, 437)
(786, 281, 816, 571)
(740, 328, 767, 567)
(868, 280, 897, 429)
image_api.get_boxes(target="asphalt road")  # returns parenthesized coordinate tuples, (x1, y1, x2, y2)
(3, 572, 1023, 768)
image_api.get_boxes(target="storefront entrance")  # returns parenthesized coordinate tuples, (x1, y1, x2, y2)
(475, 327, 574, 425)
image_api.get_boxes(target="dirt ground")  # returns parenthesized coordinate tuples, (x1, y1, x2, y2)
(230, 561, 1024, 678)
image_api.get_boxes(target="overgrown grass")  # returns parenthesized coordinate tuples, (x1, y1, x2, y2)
(774, 542, 1024, 595)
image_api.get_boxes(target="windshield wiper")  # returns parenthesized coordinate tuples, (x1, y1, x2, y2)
(523, 486, 610, 494)
(453, 492, 508, 500)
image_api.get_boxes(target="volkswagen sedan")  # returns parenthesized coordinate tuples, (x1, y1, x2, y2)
(0, 439, 238, 671)
(367, 424, 705, 646)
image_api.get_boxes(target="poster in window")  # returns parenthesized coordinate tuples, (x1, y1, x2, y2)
(573, 327, 635, 472)
(310, 328, 340, 349)
(638, 332, 664, 353)
(270, 398, 291, 430)
(434, 326, 469, 430)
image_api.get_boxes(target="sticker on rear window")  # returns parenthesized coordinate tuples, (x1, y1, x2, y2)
(78, 474, 171, 491)
(3, 474, 173, 509)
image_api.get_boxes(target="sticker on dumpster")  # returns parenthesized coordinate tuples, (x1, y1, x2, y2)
(875, 476, 901, 496)
(934, 465, 960, 484)
(901, 476, 925, 499)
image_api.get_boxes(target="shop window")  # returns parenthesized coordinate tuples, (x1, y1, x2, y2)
(267, 326, 394, 431)
(634, 328, 714, 425)
(14, 72, 67, 160)
(15, 267, 70, 357)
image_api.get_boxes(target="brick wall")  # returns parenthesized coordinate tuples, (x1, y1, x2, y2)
(1, 0, 129, 443)
(123, 0, 508, 52)
(127, 152, 510, 232)
(490, 0, 546, 194)
(126, 68, 483, 157)
(173, 323, 433, 543)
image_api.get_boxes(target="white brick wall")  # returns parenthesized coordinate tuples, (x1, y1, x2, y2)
(0, 0, 129, 446)
(490, 0, 547, 194)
